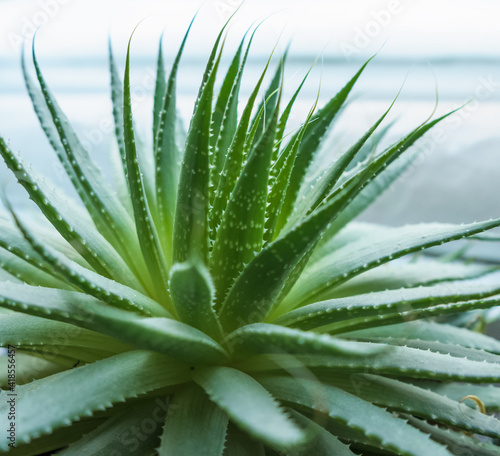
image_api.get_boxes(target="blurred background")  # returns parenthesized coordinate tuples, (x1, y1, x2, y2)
(0, 0, 499, 260)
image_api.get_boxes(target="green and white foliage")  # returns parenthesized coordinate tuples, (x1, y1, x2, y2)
(0, 15, 500, 456)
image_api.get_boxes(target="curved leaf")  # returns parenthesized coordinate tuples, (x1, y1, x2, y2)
(0, 351, 188, 452)
(226, 323, 381, 359)
(159, 384, 228, 456)
(286, 219, 500, 308)
(259, 375, 453, 456)
(0, 282, 228, 364)
(192, 366, 308, 451)
(123, 34, 170, 305)
(169, 260, 223, 340)
(59, 398, 165, 456)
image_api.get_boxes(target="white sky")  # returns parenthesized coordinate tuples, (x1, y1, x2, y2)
(0, 0, 499, 61)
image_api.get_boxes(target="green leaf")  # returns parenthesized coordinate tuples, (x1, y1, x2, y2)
(244, 341, 500, 382)
(123, 34, 170, 304)
(286, 409, 359, 456)
(219, 112, 456, 330)
(223, 423, 265, 456)
(0, 313, 129, 353)
(275, 277, 500, 330)
(0, 351, 66, 387)
(0, 282, 228, 364)
(409, 381, 500, 412)
(0, 351, 188, 452)
(155, 18, 195, 265)
(305, 96, 398, 216)
(59, 398, 166, 456)
(323, 258, 494, 299)
(344, 320, 500, 354)
(285, 219, 500, 308)
(0, 245, 70, 289)
(29, 42, 144, 278)
(192, 366, 308, 451)
(276, 58, 373, 230)
(271, 64, 312, 169)
(331, 373, 500, 438)
(6, 418, 105, 456)
(406, 415, 500, 456)
(107, 38, 131, 209)
(8, 207, 169, 317)
(210, 34, 246, 185)
(259, 375, 453, 456)
(265, 95, 319, 244)
(169, 260, 223, 340)
(211, 84, 281, 301)
(321, 294, 500, 335)
(209, 49, 273, 245)
(322, 133, 429, 239)
(218, 183, 354, 332)
(226, 323, 381, 359)
(153, 37, 167, 147)
(0, 137, 140, 287)
(159, 384, 228, 456)
(173, 31, 223, 264)
(249, 55, 285, 149)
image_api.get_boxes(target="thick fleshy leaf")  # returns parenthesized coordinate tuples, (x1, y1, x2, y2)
(249, 56, 285, 149)
(0, 137, 140, 287)
(9, 207, 169, 317)
(324, 258, 495, 299)
(264, 95, 319, 244)
(287, 409, 359, 456)
(259, 375, 453, 456)
(242, 342, 500, 382)
(270, 64, 313, 169)
(28, 43, 145, 278)
(275, 278, 500, 330)
(209, 49, 273, 246)
(219, 112, 458, 330)
(173, 33, 223, 264)
(285, 219, 500, 308)
(322, 295, 500, 335)
(0, 313, 129, 353)
(211, 84, 281, 301)
(0, 282, 228, 364)
(59, 398, 166, 456)
(226, 323, 381, 359)
(210, 34, 246, 184)
(409, 381, 500, 412)
(153, 39, 167, 146)
(323, 142, 422, 238)
(0, 350, 66, 387)
(289, 96, 398, 228)
(330, 373, 500, 438)
(6, 418, 105, 456)
(159, 384, 228, 456)
(123, 34, 170, 304)
(107, 39, 132, 213)
(0, 245, 69, 289)
(276, 58, 373, 230)
(218, 185, 358, 332)
(345, 320, 500, 353)
(169, 260, 223, 340)
(406, 415, 500, 456)
(223, 423, 265, 456)
(192, 366, 308, 451)
(0, 351, 189, 452)
(155, 18, 195, 265)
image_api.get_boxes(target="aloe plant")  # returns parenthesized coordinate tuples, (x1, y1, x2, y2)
(1, 16, 500, 456)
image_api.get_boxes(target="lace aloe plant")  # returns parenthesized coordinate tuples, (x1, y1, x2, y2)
(1, 16, 500, 456)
